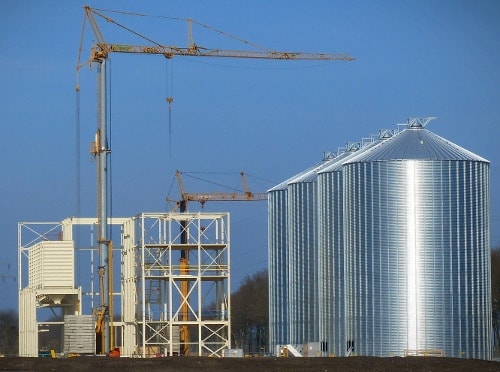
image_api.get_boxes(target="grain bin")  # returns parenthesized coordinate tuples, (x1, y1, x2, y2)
(269, 131, 394, 355)
(317, 131, 394, 357)
(269, 150, 353, 350)
(268, 162, 323, 350)
(285, 156, 339, 346)
(342, 118, 491, 359)
(315, 145, 360, 357)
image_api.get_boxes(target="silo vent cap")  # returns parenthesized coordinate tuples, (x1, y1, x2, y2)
(407, 117, 437, 129)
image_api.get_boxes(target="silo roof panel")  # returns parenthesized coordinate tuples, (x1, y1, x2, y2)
(288, 159, 334, 184)
(319, 140, 382, 173)
(267, 161, 324, 192)
(344, 127, 489, 164)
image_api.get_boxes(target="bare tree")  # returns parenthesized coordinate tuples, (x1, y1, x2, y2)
(0, 310, 18, 356)
(231, 269, 268, 354)
(492, 247, 500, 348)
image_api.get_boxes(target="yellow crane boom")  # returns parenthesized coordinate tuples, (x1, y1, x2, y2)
(92, 43, 354, 62)
(175, 170, 267, 208)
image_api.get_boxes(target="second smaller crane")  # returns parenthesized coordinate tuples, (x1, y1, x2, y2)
(171, 170, 267, 211)
(169, 170, 267, 354)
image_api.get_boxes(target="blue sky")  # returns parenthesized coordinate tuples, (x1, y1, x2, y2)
(1, 1, 499, 311)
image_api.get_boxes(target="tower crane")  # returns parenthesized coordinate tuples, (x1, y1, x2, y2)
(171, 170, 267, 211)
(77, 5, 354, 355)
(168, 170, 268, 354)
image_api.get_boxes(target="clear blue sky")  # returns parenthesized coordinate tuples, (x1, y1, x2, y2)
(1, 1, 499, 311)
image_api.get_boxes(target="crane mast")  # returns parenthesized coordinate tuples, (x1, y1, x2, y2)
(79, 5, 354, 355)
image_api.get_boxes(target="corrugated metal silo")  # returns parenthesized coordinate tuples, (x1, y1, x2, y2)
(342, 118, 491, 359)
(286, 156, 340, 346)
(317, 131, 395, 357)
(269, 131, 396, 355)
(268, 163, 322, 352)
(268, 180, 289, 352)
(316, 145, 359, 357)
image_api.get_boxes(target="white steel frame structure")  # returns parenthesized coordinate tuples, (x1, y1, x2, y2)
(134, 212, 231, 357)
(18, 213, 231, 358)
(18, 218, 128, 357)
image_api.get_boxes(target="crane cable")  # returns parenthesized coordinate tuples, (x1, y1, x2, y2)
(89, 7, 270, 52)
(75, 8, 87, 219)
(89, 8, 165, 49)
(166, 58, 174, 158)
(182, 172, 245, 193)
(108, 59, 113, 242)
(75, 15, 86, 285)
(75, 77, 81, 286)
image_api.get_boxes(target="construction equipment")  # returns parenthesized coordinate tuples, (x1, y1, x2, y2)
(172, 170, 267, 210)
(78, 7, 354, 65)
(170, 170, 267, 354)
(77, 5, 354, 355)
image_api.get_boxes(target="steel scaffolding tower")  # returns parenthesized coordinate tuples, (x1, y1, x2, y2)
(134, 212, 230, 357)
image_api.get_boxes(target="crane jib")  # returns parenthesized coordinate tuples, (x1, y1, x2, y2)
(99, 43, 355, 61)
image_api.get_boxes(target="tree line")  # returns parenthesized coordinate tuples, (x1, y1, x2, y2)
(230, 269, 268, 354)
(492, 248, 500, 346)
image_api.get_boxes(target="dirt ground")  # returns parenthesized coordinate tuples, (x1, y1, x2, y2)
(0, 356, 499, 372)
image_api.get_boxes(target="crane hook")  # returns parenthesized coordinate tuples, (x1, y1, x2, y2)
(166, 97, 174, 157)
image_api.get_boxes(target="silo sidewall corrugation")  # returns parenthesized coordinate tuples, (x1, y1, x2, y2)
(343, 159, 491, 359)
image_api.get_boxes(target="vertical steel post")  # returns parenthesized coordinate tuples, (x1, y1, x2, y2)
(179, 200, 190, 355)
(97, 60, 110, 354)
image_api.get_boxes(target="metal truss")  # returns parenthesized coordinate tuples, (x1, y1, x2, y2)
(18, 218, 128, 357)
(134, 212, 231, 357)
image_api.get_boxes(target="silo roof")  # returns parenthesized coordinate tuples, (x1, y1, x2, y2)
(315, 147, 361, 174)
(344, 125, 489, 164)
(267, 161, 324, 192)
(290, 150, 354, 184)
(319, 137, 385, 173)
(268, 143, 361, 191)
